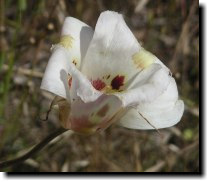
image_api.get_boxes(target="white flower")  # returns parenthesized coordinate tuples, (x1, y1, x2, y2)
(41, 11, 184, 134)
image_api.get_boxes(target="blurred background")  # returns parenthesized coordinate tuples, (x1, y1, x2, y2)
(0, 0, 199, 172)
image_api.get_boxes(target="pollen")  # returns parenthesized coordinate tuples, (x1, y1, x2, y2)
(59, 35, 74, 49)
(132, 48, 154, 69)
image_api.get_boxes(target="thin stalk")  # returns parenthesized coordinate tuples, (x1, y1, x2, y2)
(0, 127, 68, 169)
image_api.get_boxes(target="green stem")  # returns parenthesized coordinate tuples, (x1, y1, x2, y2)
(0, 127, 68, 170)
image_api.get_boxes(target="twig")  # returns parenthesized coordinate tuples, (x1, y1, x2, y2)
(144, 160, 166, 172)
(178, 140, 199, 156)
(134, 0, 149, 13)
(0, 127, 68, 169)
(144, 140, 199, 172)
(185, 105, 199, 117)
(2, 64, 44, 78)
(169, 0, 198, 72)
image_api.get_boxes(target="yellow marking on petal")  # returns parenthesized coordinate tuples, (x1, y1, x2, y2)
(101, 85, 124, 94)
(59, 35, 74, 49)
(132, 48, 155, 69)
(99, 85, 113, 93)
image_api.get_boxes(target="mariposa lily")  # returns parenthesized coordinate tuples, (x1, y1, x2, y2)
(41, 11, 184, 135)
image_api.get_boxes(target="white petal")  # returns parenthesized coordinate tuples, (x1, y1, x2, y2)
(63, 94, 123, 134)
(154, 57, 170, 72)
(41, 47, 72, 99)
(61, 17, 94, 68)
(41, 17, 93, 98)
(81, 11, 143, 91)
(113, 64, 171, 107)
(125, 63, 162, 89)
(68, 63, 102, 103)
(41, 46, 101, 103)
(118, 78, 184, 129)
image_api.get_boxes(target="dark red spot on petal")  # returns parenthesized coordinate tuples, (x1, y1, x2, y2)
(92, 79, 106, 91)
(97, 104, 109, 117)
(111, 75, 125, 90)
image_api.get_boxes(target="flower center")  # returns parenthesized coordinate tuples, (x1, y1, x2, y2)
(91, 75, 125, 93)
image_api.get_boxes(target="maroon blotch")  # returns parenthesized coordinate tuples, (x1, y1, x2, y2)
(92, 79, 106, 91)
(111, 75, 125, 90)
